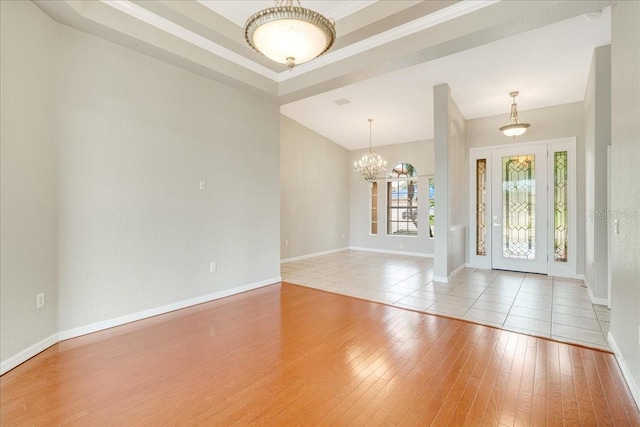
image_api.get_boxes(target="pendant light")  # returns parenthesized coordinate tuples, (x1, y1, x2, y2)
(244, 0, 336, 70)
(499, 91, 531, 137)
(354, 119, 387, 182)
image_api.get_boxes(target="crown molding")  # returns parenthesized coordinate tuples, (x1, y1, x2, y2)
(102, 0, 279, 80)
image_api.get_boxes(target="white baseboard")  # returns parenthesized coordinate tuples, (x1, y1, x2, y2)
(2, 277, 280, 375)
(0, 333, 58, 375)
(348, 246, 433, 258)
(449, 264, 467, 278)
(58, 277, 280, 341)
(579, 275, 609, 306)
(432, 264, 466, 284)
(608, 331, 640, 411)
(281, 247, 349, 264)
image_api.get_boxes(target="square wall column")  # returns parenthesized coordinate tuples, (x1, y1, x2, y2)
(433, 84, 468, 281)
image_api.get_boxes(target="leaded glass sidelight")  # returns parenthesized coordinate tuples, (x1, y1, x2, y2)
(429, 177, 435, 238)
(502, 155, 536, 260)
(554, 151, 568, 262)
(476, 159, 487, 256)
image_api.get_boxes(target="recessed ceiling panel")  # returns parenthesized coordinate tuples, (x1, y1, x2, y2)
(281, 7, 611, 150)
(198, 1, 376, 28)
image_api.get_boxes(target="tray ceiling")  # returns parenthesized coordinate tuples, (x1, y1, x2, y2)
(34, 0, 613, 149)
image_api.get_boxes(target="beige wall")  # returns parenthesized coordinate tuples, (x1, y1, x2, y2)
(1, 1, 281, 367)
(610, 0, 640, 402)
(349, 139, 435, 255)
(0, 0, 59, 364)
(55, 23, 281, 332)
(280, 116, 350, 260)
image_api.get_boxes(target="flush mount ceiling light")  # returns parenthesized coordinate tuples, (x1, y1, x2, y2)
(354, 119, 387, 183)
(244, 0, 336, 70)
(499, 91, 531, 138)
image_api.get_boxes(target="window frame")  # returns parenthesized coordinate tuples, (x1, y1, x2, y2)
(386, 163, 419, 237)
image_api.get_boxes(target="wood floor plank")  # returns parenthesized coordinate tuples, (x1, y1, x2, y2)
(442, 328, 501, 426)
(463, 330, 511, 426)
(556, 342, 582, 424)
(479, 332, 521, 426)
(378, 322, 474, 424)
(1, 283, 638, 426)
(570, 346, 598, 426)
(396, 323, 481, 425)
(498, 334, 529, 426)
(513, 336, 537, 426)
(546, 340, 565, 426)
(430, 330, 499, 425)
(530, 339, 548, 426)
(596, 350, 640, 425)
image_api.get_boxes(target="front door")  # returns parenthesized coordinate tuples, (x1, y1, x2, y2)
(490, 144, 548, 274)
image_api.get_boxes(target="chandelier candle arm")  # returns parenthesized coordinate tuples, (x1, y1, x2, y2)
(244, 0, 336, 70)
(499, 91, 531, 138)
(354, 119, 387, 182)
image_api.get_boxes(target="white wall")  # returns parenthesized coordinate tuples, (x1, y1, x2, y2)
(584, 45, 611, 301)
(1, 1, 281, 367)
(280, 116, 350, 260)
(447, 95, 468, 273)
(609, 0, 640, 405)
(466, 102, 586, 276)
(0, 1, 59, 363)
(350, 139, 434, 255)
(433, 84, 467, 279)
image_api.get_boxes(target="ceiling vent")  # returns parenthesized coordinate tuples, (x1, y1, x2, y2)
(334, 98, 351, 106)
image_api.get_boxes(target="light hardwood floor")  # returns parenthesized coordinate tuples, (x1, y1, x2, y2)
(1, 283, 638, 425)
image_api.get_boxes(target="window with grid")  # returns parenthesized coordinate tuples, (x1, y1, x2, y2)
(387, 163, 418, 236)
(370, 182, 378, 234)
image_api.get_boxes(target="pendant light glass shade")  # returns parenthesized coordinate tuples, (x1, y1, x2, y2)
(354, 119, 387, 182)
(244, 1, 336, 70)
(499, 91, 531, 137)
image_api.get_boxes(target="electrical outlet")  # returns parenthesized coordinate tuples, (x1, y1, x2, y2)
(210, 262, 217, 272)
(199, 180, 206, 191)
(36, 293, 44, 309)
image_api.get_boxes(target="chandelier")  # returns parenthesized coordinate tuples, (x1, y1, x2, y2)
(354, 119, 387, 182)
(499, 91, 531, 137)
(244, 0, 336, 70)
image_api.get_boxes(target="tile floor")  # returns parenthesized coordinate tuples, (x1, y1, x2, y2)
(281, 250, 611, 351)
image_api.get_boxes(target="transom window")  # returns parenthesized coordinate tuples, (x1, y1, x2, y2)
(387, 163, 418, 236)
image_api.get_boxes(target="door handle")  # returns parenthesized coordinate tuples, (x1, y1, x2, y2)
(493, 223, 501, 227)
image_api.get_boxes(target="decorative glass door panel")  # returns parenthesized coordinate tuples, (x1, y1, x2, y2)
(491, 146, 548, 273)
(502, 155, 536, 260)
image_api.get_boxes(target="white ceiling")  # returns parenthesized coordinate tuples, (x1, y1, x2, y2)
(34, 1, 612, 151)
(281, 7, 611, 149)
(199, 1, 376, 28)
